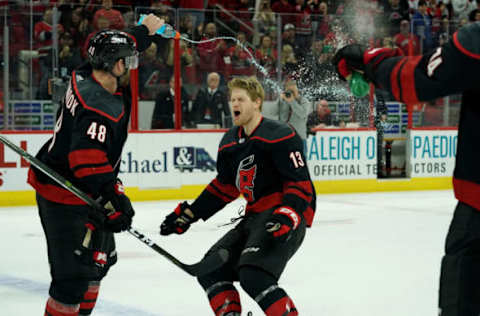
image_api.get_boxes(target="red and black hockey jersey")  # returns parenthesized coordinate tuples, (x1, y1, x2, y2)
(28, 69, 130, 204)
(190, 117, 316, 227)
(28, 25, 153, 204)
(373, 22, 480, 210)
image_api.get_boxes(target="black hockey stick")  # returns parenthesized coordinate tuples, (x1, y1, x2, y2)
(0, 134, 228, 276)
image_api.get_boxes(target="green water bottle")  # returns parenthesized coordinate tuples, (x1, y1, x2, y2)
(349, 72, 370, 98)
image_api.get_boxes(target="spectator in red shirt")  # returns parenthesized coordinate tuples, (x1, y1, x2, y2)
(93, 0, 125, 30)
(393, 19, 420, 55)
(225, 32, 254, 79)
(196, 22, 227, 82)
(272, 0, 295, 25)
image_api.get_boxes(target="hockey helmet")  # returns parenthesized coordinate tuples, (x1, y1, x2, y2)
(87, 30, 138, 72)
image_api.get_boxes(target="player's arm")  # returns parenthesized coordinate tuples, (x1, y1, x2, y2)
(126, 13, 165, 52)
(266, 131, 316, 241)
(160, 140, 240, 236)
(334, 22, 480, 104)
(69, 112, 134, 232)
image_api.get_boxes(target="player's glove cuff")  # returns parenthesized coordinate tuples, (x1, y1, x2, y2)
(265, 207, 301, 242)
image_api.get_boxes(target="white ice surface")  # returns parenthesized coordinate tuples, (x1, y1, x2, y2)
(0, 190, 457, 315)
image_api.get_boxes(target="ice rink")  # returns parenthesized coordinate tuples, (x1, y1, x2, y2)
(0, 190, 457, 315)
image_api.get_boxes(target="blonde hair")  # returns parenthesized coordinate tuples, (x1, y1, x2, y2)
(228, 76, 265, 110)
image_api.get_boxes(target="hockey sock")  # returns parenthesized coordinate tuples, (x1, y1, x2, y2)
(205, 281, 241, 316)
(44, 297, 80, 316)
(79, 281, 100, 315)
(263, 294, 298, 316)
(239, 266, 298, 316)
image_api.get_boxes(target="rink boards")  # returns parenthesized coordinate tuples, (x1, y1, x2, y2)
(0, 128, 457, 206)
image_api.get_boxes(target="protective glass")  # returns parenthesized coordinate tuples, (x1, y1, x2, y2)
(124, 51, 139, 70)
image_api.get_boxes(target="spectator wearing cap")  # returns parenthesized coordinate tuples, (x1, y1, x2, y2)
(394, 19, 420, 55)
(282, 23, 302, 58)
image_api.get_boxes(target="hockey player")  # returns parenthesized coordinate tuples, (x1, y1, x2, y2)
(27, 14, 164, 316)
(333, 22, 480, 316)
(160, 76, 316, 316)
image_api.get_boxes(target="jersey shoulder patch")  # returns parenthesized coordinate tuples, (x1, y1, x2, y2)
(453, 22, 480, 60)
(72, 71, 125, 122)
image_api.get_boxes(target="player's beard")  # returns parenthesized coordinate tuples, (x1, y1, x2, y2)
(118, 70, 131, 87)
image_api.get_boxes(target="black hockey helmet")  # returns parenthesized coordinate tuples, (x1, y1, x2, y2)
(87, 30, 138, 72)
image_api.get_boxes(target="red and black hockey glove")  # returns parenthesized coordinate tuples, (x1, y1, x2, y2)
(332, 44, 403, 82)
(160, 201, 197, 236)
(101, 179, 135, 233)
(265, 207, 301, 242)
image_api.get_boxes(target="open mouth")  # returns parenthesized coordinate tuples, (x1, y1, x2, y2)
(233, 110, 241, 118)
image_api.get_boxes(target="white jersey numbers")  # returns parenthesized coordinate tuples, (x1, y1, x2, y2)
(427, 47, 443, 77)
(289, 151, 305, 168)
(87, 122, 107, 143)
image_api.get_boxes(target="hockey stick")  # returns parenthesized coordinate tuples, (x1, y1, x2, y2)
(0, 134, 228, 276)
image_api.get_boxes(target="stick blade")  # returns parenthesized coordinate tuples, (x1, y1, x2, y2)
(185, 249, 230, 277)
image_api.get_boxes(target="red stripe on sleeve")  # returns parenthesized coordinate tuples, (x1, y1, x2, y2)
(303, 206, 315, 227)
(284, 181, 313, 194)
(399, 56, 422, 104)
(390, 57, 406, 101)
(246, 192, 283, 213)
(68, 149, 109, 169)
(74, 164, 113, 178)
(284, 186, 312, 203)
(206, 185, 232, 203)
(211, 178, 239, 199)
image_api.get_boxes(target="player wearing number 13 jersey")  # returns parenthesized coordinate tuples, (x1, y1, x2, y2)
(160, 76, 316, 316)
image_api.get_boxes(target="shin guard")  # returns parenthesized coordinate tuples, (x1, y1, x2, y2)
(44, 297, 79, 316)
(206, 282, 242, 316)
(79, 281, 100, 315)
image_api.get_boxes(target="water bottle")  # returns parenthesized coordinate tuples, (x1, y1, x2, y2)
(348, 71, 370, 98)
(137, 14, 179, 39)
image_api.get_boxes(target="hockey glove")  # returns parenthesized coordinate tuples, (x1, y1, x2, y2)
(265, 207, 301, 242)
(160, 201, 197, 235)
(332, 44, 403, 82)
(101, 180, 135, 233)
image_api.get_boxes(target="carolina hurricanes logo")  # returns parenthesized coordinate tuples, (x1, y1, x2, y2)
(236, 155, 257, 202)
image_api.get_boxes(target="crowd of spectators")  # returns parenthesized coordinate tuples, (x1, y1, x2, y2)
(1, 0, 478, 129)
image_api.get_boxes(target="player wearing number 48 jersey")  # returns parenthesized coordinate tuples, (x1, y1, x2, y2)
(333, 22, 480, 316)
(26, 14, 165, 316)
(160, 76, 316, 316)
